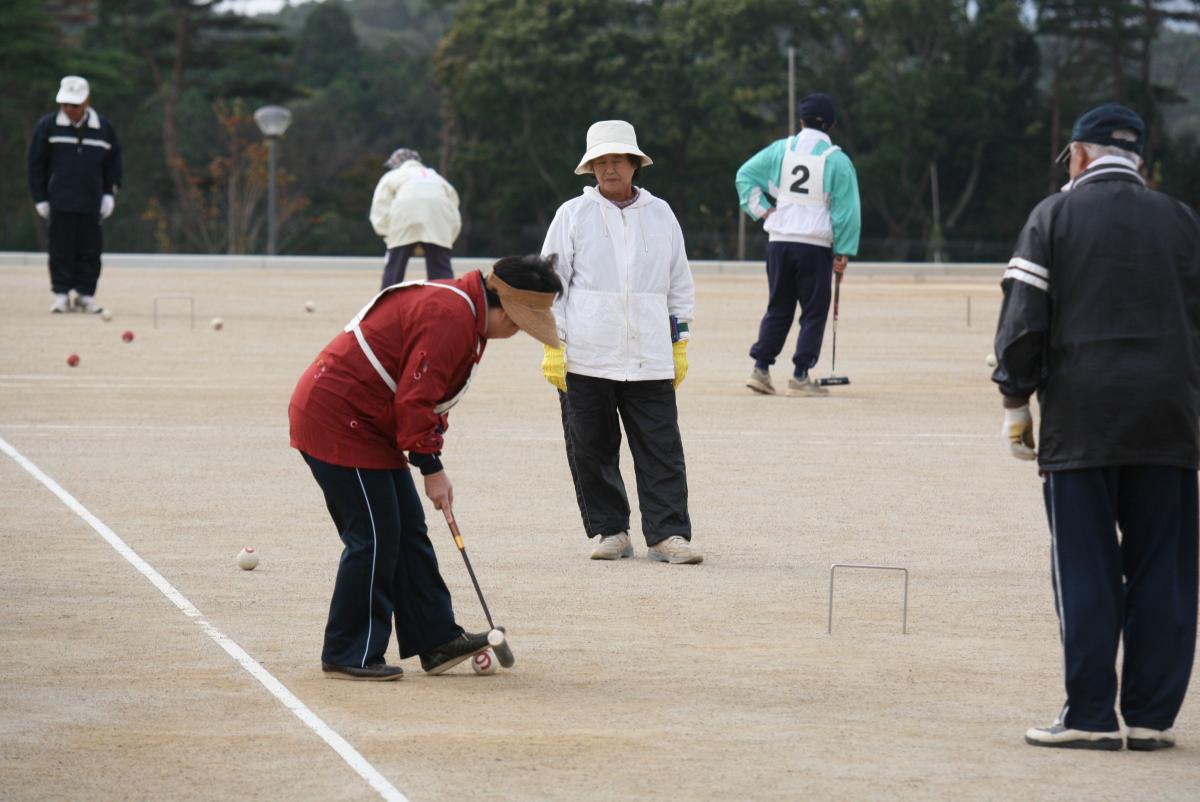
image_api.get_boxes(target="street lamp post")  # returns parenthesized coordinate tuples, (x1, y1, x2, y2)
(253, 105, 293, 256)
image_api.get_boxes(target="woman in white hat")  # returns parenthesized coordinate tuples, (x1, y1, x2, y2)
(540, 120, 702, 564)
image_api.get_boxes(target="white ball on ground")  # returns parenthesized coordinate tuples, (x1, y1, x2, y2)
(211, 317, 224, 331)
(304, 300, 315, 313)
(985, 353, 998, 368)
(100, 309, 113, 322)
(237, 547, 258, 571)
(471, 650, 497, 675)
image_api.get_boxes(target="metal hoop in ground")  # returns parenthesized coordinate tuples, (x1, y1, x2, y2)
(827, 563, 909, 634)
(153, 295, 195, 329)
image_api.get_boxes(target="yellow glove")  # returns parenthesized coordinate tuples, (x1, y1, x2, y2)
(672, 339, 688, 389)
(541, 344, 567, 393)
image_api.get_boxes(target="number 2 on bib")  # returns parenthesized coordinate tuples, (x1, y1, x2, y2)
(789, 165, 811, 194)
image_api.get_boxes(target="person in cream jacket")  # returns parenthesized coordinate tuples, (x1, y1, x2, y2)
(369, 148, 461, 288)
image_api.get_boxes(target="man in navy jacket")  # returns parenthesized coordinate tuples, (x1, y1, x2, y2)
(994, 102, 1200, 752)
(27, 75, 123, 314)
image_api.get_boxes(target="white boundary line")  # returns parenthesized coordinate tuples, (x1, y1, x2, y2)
(0, 435, 410, 802)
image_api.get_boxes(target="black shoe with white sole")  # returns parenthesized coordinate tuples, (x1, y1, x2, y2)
(1024, 722, 1122, 750)
(420, 631, 491, 675)
(321, 660, 404, 681)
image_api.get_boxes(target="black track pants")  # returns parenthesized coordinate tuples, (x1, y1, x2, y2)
(558, 373, 691, 545)
(47, 211, 103, 296)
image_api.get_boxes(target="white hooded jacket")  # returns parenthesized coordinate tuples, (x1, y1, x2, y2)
(369, 161, 462, 249)
(542, 185, 695, 382)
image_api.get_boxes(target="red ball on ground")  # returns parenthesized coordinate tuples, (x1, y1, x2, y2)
(121, 330, 134, 343)
(67, 354, 80, 367)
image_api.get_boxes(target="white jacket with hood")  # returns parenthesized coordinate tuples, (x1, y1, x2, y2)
(369, 161, 462, 249)
(542, 185, 695, 382)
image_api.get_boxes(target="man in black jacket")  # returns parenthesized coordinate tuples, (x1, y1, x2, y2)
(993, 102, 1200, 752)
(27, 75, 123, 314)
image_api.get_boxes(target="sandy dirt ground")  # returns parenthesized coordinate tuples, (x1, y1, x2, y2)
(1, 262, 1196, 802)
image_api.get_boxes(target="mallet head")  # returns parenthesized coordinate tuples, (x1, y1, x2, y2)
(487, 628, 515, 668)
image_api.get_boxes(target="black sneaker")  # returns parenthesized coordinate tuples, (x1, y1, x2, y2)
(321, 660, 403, 681)
(420, 631, 491, 675)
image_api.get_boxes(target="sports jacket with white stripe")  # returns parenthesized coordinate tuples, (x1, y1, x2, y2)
(27, 107, 123, 214)
(993, 155, 1200, 471)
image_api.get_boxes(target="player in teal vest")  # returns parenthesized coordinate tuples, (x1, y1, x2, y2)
(735, 92, 861, 397)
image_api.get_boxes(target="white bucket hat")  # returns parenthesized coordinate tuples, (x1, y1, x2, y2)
(574, 120, 653, 175)
(56, 75, 90, 105)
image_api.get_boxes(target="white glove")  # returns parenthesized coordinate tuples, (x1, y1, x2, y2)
(1002, 405, 1037, 461)
(100, 194, 115, 219)
(35, 202, 50, 219)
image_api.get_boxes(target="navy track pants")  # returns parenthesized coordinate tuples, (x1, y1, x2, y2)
(302, 453, 462, 667)
(381, 243, 452, 289)
(748, 241, 833, 374)
(1043, 466, 1198, 731)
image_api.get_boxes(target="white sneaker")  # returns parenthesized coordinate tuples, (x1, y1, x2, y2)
(1024, 721, 1122, 750)
(590, 532, 633, 560)
(746, 368, 776, 395)
(1127, 727, 1175, 751)
(50, 294, 70, 314)
(76, 295, 103, 314)
(647, 535, 703, 564)
(786, 374, 829, 397)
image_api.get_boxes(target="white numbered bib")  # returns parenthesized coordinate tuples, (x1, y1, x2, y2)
(778, 137, 839, 208)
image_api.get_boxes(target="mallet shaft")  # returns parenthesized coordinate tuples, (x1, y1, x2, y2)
(443, 510, 515, 670)
(444, 512, 496, 629)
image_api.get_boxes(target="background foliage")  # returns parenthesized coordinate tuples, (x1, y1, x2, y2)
(3, 0, 1197, 261)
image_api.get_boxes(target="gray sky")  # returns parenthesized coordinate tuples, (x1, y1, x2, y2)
(216, 0, 318, 15)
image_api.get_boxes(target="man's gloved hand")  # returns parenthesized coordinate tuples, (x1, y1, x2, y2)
(100, 194, 115, 219)
(672, 339, 688, 389)
(1002, 404, 1037, 460)
(35, 202, 50, 219)
(541, 344, 567, 393)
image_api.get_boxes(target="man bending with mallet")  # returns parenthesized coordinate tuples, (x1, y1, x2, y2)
(290, 255, 562, 680)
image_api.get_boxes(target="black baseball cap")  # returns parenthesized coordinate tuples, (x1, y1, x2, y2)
(1055, 102, 1145, 164)
(798, 92, 836, 127)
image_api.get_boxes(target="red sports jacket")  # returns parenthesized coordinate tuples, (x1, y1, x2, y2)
(289, 272, 489, 469)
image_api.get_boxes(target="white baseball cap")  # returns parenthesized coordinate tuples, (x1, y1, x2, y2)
(574, 120, 653, 175)
(56, 76, 90, 105)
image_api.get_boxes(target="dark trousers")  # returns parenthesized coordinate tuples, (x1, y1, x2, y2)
(1042, 466, 1198, 731)
(381, 243, 453, 289)
(749, 241, 833, 374)
(302, 453, 462, 666)
(48, 211, 103, 296)
(558, 373, 691, 544)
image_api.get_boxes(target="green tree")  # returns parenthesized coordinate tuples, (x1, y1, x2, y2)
(1035, 1, 1200, 169)
(296, 0, 362, 89)
(434, 0, 826, 257)
(824, 0, 1042, 259)
(434, 0, 647, 253)
(0, 0, 65, 249)
(87, 0, 296, 251)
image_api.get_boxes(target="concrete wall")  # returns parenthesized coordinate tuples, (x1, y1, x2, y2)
(0, 251, 1005, 279)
